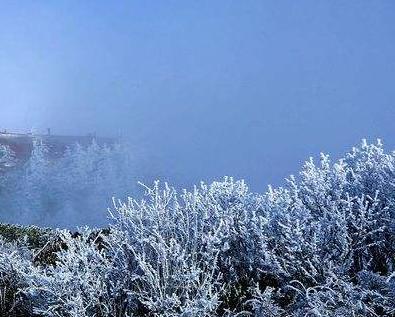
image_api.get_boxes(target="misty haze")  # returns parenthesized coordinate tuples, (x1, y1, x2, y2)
(1, 2, 395, 317)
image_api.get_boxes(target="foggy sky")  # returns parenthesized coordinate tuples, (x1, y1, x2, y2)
(1, 1, 395, 191)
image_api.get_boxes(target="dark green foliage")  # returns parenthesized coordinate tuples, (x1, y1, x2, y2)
(0, 223, 52, 249)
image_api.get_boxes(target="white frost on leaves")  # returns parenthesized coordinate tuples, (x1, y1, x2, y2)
(1, 139, 395, 316)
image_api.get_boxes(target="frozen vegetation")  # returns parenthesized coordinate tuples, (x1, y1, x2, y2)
(1, 139, 395, 316)
(0, 140, 135, 226)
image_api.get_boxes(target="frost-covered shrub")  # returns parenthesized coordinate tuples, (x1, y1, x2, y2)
(108, 181, 232, 316)
(0, 223, 52, 249)
(297, 140, 395, 276)
(25, 229, 124, 317)
(0, 239, 34, 317)
(1, 139, 395, 316)
(22, 178, 256, 316)
(246, 285, 284, 317)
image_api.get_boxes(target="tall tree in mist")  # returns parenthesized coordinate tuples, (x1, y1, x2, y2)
(0, 139, 135, 227)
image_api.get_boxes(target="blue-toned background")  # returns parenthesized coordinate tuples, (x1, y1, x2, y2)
(1, 1, 394, 191)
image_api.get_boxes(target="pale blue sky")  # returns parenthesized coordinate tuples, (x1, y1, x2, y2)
(1, 1, 395, 190)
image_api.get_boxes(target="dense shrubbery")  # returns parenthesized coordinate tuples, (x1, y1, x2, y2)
(1, 139, 395, 316)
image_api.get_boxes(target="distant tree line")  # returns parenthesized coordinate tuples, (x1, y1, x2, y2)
(0, 139, 135, 226)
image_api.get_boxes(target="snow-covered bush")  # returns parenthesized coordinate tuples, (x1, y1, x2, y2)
(108, 181, 235, 316)
(246, 285, 284, 317)
(0, 239, 34, 317)
(1, 139, 395, 316)
(25, 229, 124, 317)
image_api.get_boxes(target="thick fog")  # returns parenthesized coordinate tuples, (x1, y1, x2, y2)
(1, 2, 395, 226)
